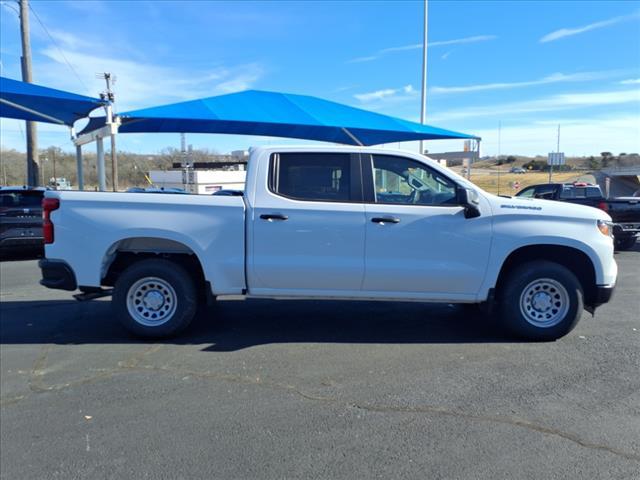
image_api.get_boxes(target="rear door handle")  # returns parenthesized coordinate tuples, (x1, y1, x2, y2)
(371, 217, 400, 224)
(260, 213, 289, 221)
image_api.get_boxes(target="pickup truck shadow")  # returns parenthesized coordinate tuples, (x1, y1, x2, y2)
(0, 298, 509, 349)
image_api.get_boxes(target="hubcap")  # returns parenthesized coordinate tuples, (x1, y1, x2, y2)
(519, 278, 570, 328)
(126, 277, 177, 327)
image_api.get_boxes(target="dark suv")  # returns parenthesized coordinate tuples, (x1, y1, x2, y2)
(0, 187, 45, 257)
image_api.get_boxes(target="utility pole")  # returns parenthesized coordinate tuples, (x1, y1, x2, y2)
(19, 0, 39, 186)
(419, 0, 428, 156)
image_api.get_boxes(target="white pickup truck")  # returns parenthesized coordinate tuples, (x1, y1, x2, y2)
(39, 146, 617, 340)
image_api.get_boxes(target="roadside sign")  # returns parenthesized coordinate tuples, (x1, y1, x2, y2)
(547, 152, 565, 165)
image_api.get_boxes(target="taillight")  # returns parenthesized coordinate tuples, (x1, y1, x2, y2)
(42, 197, 60, 244)
(597, 201, 608, 212)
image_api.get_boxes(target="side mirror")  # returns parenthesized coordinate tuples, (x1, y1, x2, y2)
(461, 187, 481, 219)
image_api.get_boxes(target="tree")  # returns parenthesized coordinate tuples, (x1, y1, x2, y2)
(600, 152, 613, 168)
(587, 156, 600, 169)
(506, 155, 516, 164)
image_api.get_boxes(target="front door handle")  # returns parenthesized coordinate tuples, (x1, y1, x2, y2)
(371, 217, 400, 224)
(260, 213, 289, 221)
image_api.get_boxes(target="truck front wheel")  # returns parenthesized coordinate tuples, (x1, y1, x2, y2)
(113, 259, 198, 338)
(499, 261, 583, 341)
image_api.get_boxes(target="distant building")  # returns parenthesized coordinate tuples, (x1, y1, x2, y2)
(149, 169, 246, 194)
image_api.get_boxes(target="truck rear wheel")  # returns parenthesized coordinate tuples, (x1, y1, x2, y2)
(113, 259, 198, 338)
(499, 261, 583, 341)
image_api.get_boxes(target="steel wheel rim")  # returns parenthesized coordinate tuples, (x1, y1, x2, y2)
(126, 277, 177, 327)
(519, 278, 570, 328)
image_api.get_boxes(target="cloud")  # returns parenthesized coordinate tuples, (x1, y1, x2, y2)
(429, 89, 640, 122)
(37, 45, 264, 111)
(378, 43, 421, 55)
(354, 84, 416, 102)
(620, 78, 640, 85)
(381, 35, 497, 54)
(540, 11, 640, 43)
(431, 70, 621, 95)
(348, 34, 496, 63)
(346, 56, 378, 64)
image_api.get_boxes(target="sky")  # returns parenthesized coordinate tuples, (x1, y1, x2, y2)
(1, 0, 639, 156)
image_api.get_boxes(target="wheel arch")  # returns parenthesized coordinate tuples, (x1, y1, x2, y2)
(100, 237, 208, 295)
(494, 244, 598, 307)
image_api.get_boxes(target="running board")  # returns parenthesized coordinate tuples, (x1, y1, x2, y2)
(73, 288, 113, 301)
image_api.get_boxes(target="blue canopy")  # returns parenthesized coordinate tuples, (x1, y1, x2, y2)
(81, 90, 476, 145)
(0, 76, 105, 127)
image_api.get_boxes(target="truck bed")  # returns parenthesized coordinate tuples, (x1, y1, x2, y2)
(45, 191, 246, 294)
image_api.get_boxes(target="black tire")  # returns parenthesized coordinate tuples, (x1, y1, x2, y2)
(112, 258, 198, 338)
(614, 236, 637, 251)
(498, 261, 583, 341)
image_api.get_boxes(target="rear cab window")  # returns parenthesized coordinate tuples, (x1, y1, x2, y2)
(0, 191, 43, 208)
(269, 152, 359, 202)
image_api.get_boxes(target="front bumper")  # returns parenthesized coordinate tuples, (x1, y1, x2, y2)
(39, 259, 77, 291)
(593, 284, 615, 307)
(613, 223, 640, 238)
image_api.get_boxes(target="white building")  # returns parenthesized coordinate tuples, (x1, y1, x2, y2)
(149, 169, 246, 194)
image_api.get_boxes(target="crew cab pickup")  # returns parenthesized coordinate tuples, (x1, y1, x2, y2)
(516, 182, 640, 250)
(39, 146, 617, 340)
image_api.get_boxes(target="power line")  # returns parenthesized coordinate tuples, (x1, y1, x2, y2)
(28, 2, 90, 95)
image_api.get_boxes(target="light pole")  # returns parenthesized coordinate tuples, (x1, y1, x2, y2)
(419, 0, 428, 156)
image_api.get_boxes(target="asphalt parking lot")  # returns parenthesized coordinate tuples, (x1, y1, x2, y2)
(1, 247, 639, 479)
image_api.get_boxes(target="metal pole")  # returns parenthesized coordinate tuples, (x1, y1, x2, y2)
(549, 124, 559, 184)
(105, 104, 118, 191)
(497, 121, 501, 195)
(110, 133, 117, 191)
(419, 0, 428, 155)
(96, 137, 106, 191)
(76, 144, 84, 190)
(52, 149, 56, 188)
(19, 0, 39, 186)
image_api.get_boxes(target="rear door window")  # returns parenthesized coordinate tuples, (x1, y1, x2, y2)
(269, 153, 355, 202)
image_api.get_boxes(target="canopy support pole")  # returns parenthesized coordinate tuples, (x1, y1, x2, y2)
(76, 144, 84, 190)
(96, 137, 106, 191)
(469, 137, 481, 180)
(341, 127, 363, 146)
(106, 104, 118, 191)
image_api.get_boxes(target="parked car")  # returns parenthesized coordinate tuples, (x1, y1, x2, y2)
(39, 146, 617, 341)
(0, 187, 45, 258)
(516, 182, 640, 250)
(509, 167, 526, 174)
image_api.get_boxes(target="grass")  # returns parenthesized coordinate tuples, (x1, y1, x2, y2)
(469, 171, 581, 195)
